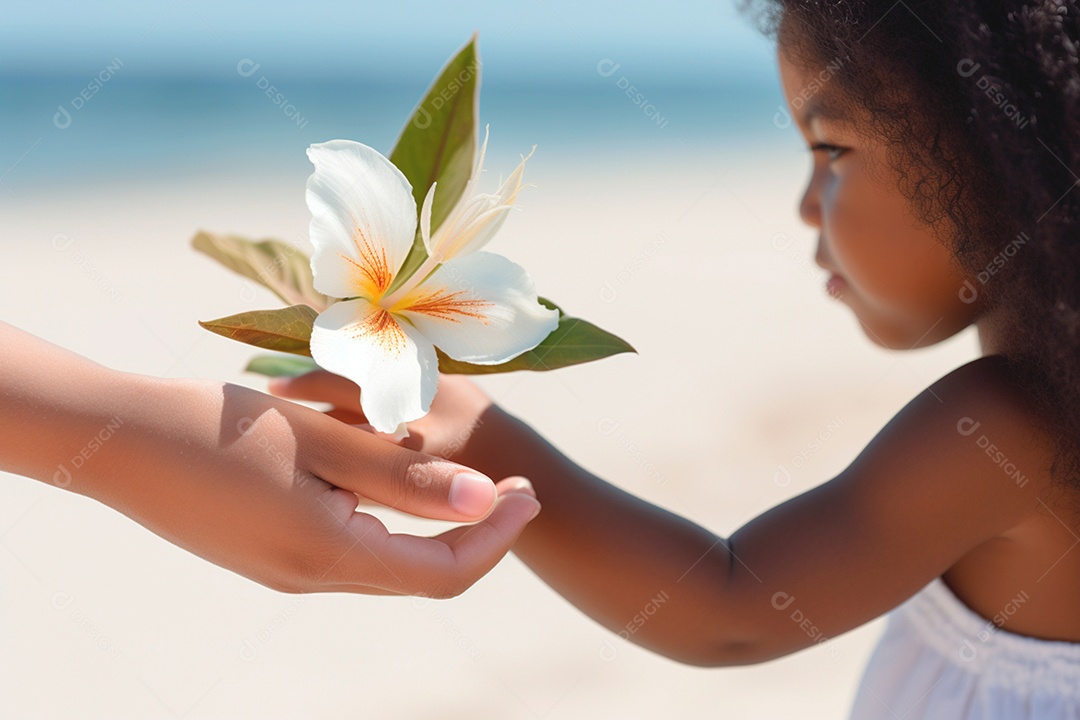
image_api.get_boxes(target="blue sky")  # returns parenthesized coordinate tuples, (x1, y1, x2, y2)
(1, 0, 778, 86)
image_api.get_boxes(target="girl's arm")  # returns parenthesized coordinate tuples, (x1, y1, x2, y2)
(270, 355, 1051, 664)
(0, 321, 540, 597)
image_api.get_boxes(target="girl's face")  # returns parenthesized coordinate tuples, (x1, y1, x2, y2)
(777, 43, 986, 349)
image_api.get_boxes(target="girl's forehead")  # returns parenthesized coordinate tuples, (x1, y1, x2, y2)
(775, 39, 873, 132)
(776, 39, 824, 85)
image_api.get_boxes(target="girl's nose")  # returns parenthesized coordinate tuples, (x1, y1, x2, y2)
(798, 176, 822, 229)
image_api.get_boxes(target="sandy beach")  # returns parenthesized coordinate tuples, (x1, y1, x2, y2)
(0, 133, 984, 717)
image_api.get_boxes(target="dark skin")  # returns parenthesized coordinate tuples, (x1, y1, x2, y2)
(268, 42, 1080, 663)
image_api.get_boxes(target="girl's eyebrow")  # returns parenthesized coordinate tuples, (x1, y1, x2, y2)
(795, 96, 846, 130)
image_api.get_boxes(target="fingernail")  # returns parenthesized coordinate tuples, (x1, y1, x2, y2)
(267, 377, 288, 392)
(508, 477, 535, 494)
(526, 499, 542, 521)
(449, 472, 497, 517)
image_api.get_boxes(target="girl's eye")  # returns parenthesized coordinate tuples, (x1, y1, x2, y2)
(809, 143, 847, 162)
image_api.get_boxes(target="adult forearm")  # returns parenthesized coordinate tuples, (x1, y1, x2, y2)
(458, 406, 741, 665)
(0, 322, 142, 493)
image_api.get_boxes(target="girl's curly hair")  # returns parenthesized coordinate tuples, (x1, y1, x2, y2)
(738, 0, 1080, 502)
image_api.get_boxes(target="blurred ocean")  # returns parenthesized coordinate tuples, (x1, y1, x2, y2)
(0, 70, 794, 196)
(0, 0, 789, 193)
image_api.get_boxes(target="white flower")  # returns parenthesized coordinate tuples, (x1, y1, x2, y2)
(304, 127, 559, 437)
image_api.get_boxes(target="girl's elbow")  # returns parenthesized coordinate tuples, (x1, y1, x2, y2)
(657, 637, 783, 668)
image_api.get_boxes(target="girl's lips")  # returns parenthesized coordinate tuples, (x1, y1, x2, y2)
(826, 273, 847, 298)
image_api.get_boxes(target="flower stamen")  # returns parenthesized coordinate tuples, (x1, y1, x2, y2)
(406, 288, 492, 323)
(350, 306, 407, 357)
(348, 226, 393, 295)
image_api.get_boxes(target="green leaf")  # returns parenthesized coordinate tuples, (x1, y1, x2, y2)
(245, 354, 320, 377)
(385, 33, 480, 294)
(436, 313, 636, 375)
(537, 296, 564, 317)
(191, 231, 331, 311)
(198, 305, 317, 356)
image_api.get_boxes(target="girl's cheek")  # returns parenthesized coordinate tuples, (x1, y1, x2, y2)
(823, 175, 892, 291)
(819, 175, 860, 262)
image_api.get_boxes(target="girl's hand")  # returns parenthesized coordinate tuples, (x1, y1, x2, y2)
(268, 371, 495, 464)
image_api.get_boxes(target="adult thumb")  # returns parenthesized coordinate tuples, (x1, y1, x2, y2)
(317, 422, 498, 522)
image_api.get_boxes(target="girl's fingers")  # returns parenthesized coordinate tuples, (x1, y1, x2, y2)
(496, 476, 537, 499)
(431, 477, 537, 546)
(268, 371, 364, 411)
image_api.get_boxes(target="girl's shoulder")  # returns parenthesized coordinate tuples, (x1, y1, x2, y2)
(851, 352, 1058, 519)
(717, 358, 1062, 660)
(719, 353, 1064, 660)
(928, 355, 1080, 640)
(933, 353, 1058, 496)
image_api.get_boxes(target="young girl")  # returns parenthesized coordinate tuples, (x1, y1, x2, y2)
(270, 1, 1080, 716)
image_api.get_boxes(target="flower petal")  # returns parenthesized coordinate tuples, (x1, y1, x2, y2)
(306, 140, 417, 300)
(419, 180, 437, 257)
(309, 297, 438, 433)
(421, 127, 490, 259)
(396, 252, 560, 364)
(462, 123, 491, 201)
(463, 145, 533, 248)
(424, 126, 535, 262)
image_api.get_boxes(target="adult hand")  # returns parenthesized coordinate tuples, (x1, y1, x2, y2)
(0, 321, 540, 598)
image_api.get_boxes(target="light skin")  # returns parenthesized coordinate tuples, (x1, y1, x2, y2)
(270, 40, 1080, 662)
(0, 320, 541, 598)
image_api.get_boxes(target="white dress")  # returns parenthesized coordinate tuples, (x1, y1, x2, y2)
(848, 576, 1080, 718)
